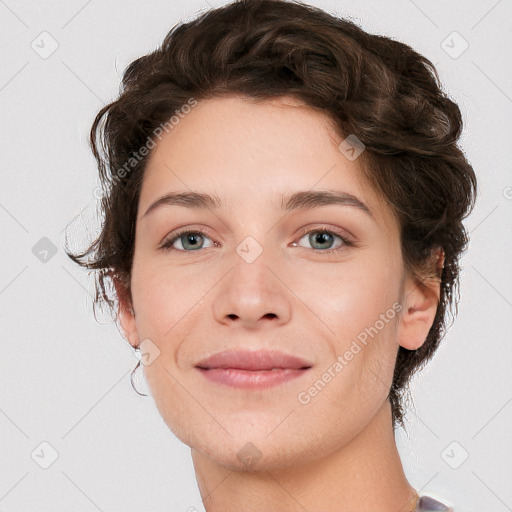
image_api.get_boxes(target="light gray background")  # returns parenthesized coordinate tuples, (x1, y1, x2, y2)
(1, 0, 511, 511)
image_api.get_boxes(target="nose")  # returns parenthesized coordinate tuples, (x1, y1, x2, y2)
(212, 253, 293, 330)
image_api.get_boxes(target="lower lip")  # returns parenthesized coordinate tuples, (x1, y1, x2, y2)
(196, 368, 309, 389)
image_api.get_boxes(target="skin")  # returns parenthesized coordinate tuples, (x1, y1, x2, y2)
(115, 95, 441, 512)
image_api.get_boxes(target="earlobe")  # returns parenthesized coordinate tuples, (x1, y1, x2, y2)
(111, 272, 140, 349)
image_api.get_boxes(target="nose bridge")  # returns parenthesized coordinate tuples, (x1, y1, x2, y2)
(212, 236, 293, 328)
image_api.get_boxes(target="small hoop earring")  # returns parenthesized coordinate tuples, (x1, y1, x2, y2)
(130, 353, 149, 397)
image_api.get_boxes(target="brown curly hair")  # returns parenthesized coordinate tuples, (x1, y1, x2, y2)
(65, 0, 477, 430)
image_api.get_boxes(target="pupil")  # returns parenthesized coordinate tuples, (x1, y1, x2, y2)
(312, 232, 332, 249)
(184, 233, 202, 249)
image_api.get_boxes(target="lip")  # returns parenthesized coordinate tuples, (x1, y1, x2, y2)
(195, 349, 312, 389)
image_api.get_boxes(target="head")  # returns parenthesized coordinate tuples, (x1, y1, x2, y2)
(66, 0, 476, 471)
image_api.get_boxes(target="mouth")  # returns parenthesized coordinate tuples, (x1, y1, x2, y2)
(195, 349, 312, 389)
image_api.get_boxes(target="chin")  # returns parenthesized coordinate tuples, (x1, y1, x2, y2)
(186, 423, 334, 474)
(194, 440, 306, 473)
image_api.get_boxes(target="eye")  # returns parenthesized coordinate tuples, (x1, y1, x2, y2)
(291, 227, 352, 254)
(160, 226, 354, 253)
(160, 229, 216, 252)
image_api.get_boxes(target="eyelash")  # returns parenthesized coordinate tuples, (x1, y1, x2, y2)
(160, 226, 355, 255)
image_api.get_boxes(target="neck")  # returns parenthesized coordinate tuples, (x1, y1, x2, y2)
(191, 400, 418, 512)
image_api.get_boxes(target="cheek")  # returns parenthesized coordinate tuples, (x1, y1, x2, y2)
(130, 259, 207, 337)
(129, 264, 200, 440)
(288, 254, 402, 346)
(142, 358, 201, 447)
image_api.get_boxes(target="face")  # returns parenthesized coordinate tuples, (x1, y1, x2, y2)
(118, 95, 435, 471)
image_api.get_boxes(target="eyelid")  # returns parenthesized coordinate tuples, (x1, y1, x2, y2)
(294, 224, 355, 245)
(159, 224, 356, 252)
(160, 226, 217, 251)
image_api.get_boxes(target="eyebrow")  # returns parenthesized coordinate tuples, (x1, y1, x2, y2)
(142, 189, 372, 218)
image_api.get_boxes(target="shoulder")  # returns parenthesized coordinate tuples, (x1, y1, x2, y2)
(416, 494, 454, 511)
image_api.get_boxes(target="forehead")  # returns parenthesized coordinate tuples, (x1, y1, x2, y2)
(138, 95, 395, 229)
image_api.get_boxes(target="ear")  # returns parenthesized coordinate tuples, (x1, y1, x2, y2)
(111, 272, 140, 349)
(398, 248, 444, 350)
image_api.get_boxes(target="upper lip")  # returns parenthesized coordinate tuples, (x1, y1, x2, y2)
(195, 350, 312, 371)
